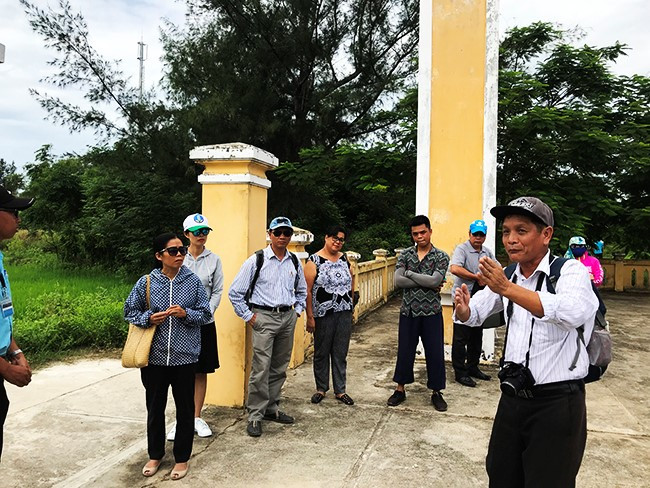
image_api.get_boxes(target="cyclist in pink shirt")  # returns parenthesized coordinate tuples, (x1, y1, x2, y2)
(564, 236, 604, 287)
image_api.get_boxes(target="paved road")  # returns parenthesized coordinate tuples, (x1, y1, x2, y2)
(3, 292, 649, 487)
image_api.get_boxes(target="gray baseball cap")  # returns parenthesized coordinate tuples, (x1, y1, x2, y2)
(490, 196, 554, 227)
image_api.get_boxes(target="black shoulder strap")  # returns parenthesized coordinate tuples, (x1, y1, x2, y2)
(245, 250, 265, 304)
(289, 251, 299, 271)
(504, 263, 517, 280)
(289, 251, 300, 290)
(544, 255, 591, 372)
(546, 255, 568, 293)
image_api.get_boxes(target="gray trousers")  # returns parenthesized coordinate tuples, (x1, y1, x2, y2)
(313, 310, 353, 395)
(247, 308, 297, 421)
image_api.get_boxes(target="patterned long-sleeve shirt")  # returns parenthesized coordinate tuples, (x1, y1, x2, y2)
(395, 245, 449, 317)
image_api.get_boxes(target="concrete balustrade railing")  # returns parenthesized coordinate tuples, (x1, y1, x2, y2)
(600, 259, 650, 292)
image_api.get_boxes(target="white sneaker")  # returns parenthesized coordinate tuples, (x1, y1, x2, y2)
(167, 422, 176, 441)
(194, 417, 212, 437)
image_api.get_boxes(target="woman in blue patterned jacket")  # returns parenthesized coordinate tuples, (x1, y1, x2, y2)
(124, 232, 212, 481)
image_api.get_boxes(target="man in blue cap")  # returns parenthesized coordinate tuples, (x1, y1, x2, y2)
(450, 219, 499, 387)
(229, 217, 307, 437)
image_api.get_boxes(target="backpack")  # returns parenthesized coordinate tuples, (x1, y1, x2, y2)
(502, 255, 611, 383)
(244, 249, 300, 305)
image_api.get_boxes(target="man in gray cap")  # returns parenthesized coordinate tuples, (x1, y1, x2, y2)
(0, 186, 34, 460)
(454, 196, 598, 487)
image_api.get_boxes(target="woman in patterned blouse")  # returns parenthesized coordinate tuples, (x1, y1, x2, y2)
(304, 225, 356, 406)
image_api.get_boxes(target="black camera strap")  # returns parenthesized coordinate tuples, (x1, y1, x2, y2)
(502, 271, 547, 368)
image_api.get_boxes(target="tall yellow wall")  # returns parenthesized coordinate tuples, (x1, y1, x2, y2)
(429, 0, 487, 253)
(197, 156, 273, 407)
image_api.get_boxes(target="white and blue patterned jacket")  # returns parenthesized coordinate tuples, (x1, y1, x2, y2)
(124, 266, 212, 366)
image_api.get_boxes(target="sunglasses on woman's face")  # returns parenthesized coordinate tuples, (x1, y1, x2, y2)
(272, 228, 293, 237)
(191, 228, 210, 237)
(160, 246, 188, 257)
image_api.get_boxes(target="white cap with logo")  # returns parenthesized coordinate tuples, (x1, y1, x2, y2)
(183, 213, 212, 232)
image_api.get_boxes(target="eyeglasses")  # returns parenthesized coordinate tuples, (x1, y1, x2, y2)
(472, 232, 486, 238)
(159, 246, 188, 256)
(330, 236, 345, 243)
(272, 228, 293, 237)
(0, 209, 19, 218)
(191, 228, 210, 237)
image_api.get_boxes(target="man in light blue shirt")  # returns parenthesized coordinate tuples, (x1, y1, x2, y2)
(0, 186, 34, 460)
(229, 216, 307, 437)
(450, 219, 499, 387)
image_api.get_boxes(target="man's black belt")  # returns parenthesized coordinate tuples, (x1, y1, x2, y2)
(528, 379, 585, 398)
(251, 304, 293, 313)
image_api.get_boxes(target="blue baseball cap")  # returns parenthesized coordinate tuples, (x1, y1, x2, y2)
(469, 219, 487, 234)
(269, 216, 294, 231)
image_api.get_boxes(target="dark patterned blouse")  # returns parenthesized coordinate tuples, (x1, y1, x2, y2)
(308, 253, 353, 318)
(396, 245, 449, 317)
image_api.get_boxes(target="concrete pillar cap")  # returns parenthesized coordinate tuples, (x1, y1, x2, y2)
(345, 251, 361, 261)
(373, 249, 390, 257)
(190, 142, 279, 168)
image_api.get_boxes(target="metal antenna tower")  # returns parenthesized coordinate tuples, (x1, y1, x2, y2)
(137, 37, 148, 101)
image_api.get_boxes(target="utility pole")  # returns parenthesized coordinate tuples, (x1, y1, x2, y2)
(137, 38, 147, 101)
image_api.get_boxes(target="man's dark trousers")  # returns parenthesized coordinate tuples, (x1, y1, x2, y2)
(392, 312, 445, 391)
(452, 322, 483, 377)
(486, 387, 587, 488)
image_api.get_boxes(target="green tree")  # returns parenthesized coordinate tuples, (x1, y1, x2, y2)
(162, 0, 419, 161)
(498, 22, 650, 256)
(20, 0, 202, 270)
(0, 159, 25, 194)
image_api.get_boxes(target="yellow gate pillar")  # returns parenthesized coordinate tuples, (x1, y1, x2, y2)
(190, 142, 278, 407)
(417, 0, 499, 359)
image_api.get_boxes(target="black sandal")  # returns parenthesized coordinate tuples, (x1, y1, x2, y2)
(336, 393, 354, 405)
(311, 392, 325, 404)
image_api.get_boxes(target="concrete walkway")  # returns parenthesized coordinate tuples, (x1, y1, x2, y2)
(3, 292, 649, 487)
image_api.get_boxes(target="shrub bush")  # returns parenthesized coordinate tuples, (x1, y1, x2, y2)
(13, 289, 127, 354)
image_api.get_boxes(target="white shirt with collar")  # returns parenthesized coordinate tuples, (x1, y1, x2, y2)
(456, 250, 599, 385)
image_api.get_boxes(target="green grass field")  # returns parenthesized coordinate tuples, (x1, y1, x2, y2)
(6, 264, 135, 367)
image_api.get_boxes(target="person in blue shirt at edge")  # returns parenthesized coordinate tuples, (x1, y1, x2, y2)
(124, 232, 212, 481)
(228, 216, 308, 438)
(0, 186, 34, 462)
(450, 219, 499, 387)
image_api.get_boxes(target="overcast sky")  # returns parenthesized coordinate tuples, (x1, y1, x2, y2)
(1, 0, 649, 169)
